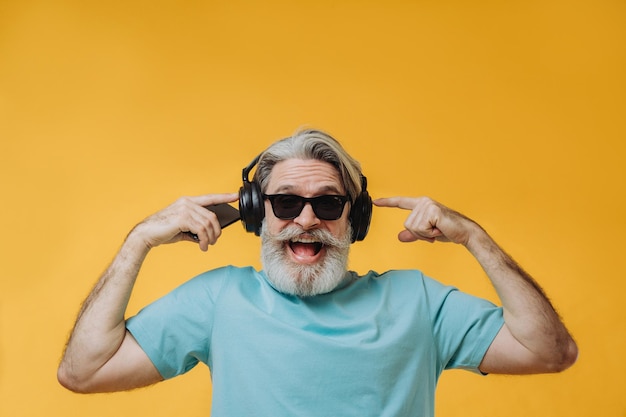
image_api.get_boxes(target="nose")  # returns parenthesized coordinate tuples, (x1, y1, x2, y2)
(294, 202, 321, 230)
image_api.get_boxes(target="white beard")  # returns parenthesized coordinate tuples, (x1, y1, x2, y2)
(260, 221, 352, 297)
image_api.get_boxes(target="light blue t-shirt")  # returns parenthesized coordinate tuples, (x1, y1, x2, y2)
(127, 266, 503, 417)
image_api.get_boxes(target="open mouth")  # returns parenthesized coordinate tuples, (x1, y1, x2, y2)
(288, 237, 324, 258)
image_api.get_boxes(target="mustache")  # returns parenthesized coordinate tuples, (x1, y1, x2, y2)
(270, 225, 351, 249)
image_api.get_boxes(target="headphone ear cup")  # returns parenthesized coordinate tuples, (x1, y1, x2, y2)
(349, 189, 372, 242)
(239, 181, 265, 236)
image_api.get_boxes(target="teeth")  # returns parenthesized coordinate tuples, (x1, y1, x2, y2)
(290, 237, 320, 244)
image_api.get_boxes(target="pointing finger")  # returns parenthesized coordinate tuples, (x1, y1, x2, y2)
(373, 197, 419, 211)
(190, 192, 239, 207)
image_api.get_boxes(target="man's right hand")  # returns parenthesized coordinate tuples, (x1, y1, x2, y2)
(131, 193, 239, 252)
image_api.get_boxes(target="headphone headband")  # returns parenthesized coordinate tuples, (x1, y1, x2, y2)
(242, 154, 261, 183)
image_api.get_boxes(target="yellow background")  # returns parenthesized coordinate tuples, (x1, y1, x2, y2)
(1, 1, 624, 416)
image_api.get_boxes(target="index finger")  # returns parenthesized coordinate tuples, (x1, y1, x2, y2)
(190, 192, 239, 207)
(373, 197, 419, 211)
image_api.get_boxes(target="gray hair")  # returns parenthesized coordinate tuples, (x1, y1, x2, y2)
(253, 129, 363, 202)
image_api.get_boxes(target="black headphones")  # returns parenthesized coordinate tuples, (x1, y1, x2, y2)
(238, 154, 372, 243)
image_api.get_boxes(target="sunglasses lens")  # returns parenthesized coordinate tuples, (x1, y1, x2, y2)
(272, 195, 304, 218)
(314, 196, 345, 219)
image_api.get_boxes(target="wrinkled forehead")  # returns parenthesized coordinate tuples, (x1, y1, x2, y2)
(266, 158, 346, 195)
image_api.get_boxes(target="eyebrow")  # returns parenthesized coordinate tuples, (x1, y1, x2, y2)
(273, 184, 345, 195)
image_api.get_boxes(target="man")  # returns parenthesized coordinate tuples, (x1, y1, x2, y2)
(58, 129, 577, 416)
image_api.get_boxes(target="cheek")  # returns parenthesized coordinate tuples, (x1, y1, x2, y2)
(264, 203, 288, 234)
(328, 216, 351, 237)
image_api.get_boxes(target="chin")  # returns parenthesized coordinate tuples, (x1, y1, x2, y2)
(260, 224, 352, 297)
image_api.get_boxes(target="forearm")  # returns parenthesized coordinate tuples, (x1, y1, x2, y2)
(58, 193, 238, 392)
(59, 231, 150, 386)
(465, 223, 577, 369)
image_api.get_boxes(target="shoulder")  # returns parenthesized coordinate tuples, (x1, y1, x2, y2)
(192, 265, 258, 282)
(165, 265, 261, 303)
(356, 269, 491, 315)
(351, 269, 457, 303)
(359, 269, 452, 292)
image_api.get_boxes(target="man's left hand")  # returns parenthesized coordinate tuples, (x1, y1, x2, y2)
(373, 196, 478, 246)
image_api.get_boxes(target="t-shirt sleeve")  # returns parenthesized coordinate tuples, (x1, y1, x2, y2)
(126, 266, 231, 379)
(423, 276, 504, 373)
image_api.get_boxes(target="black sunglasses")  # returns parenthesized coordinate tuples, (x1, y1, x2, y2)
(263, 194, 350, 220)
